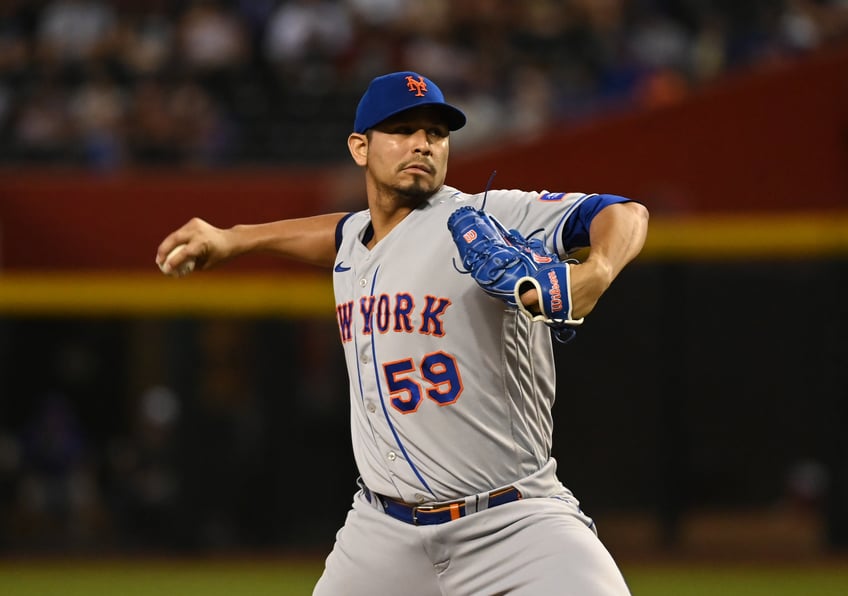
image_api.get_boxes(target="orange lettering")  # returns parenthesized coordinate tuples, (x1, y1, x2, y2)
(547, 270, 563, 313)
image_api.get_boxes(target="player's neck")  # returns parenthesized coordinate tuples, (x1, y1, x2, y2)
(364, 206, 413, 249)
(365, 187, 431, 249)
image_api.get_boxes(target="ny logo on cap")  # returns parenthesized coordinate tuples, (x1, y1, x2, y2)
(405, 75, 428, 97)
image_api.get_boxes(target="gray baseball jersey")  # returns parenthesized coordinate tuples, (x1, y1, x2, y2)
(317, 185, 632, 596)
(334, 185, 596, 503)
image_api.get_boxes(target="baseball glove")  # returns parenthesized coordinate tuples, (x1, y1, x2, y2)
(447, 205, 584, 343)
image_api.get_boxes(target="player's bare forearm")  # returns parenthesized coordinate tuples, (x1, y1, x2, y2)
(156, 213, 346, 274)
(518, 201, 649, 318)
(230, 213, 346, 266)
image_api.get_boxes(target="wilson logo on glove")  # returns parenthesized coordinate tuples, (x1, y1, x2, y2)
(463, 230, 478, 243)
(547, 270, 563, 313)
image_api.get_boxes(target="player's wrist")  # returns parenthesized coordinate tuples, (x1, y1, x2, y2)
(568, 260, 610, 318)
(228, 224, 261, 258)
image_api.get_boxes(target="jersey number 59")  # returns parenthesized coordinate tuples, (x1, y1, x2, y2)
(383, 351, 463, 414)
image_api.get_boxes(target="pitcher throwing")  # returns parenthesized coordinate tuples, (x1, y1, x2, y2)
(157, 71, 649, 595)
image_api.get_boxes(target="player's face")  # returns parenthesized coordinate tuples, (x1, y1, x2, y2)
(355, 107, 451, 202)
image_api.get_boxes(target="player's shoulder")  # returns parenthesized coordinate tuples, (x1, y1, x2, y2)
(341, 208, 371, 228)
(439, 185, 539, 207)
(335, 208, 371, 248)
(445, 186, 591, 212)
(444, 186, 590, 204)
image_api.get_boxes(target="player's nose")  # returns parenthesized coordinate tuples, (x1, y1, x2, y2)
(410, 128, 433, 154)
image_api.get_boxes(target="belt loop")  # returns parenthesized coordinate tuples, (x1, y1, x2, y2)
(477, 491, 490, 512)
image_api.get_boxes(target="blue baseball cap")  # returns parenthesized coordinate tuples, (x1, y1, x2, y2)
(353, 71, 466, 134)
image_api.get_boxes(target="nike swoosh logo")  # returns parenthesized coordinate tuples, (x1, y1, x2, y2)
(334, 262, 351, 272)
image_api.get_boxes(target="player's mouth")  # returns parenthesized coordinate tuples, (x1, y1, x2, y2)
(401, 161, 434, 175)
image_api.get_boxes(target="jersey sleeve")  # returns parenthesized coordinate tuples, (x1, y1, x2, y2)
(476, 190, 635, 257)
(558, 193, 633, 250)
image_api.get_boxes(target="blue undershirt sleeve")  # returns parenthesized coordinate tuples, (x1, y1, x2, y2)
(335, 212, 355, 252)
(560, 194, 633, 250)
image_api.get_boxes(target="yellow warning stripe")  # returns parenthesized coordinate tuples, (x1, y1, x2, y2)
(0, 273, 335, 316)
(0, 213, 846, 315)
(641, 212, 848, 260)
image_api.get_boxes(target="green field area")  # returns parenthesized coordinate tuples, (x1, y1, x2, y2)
(1, 558, 847, 595)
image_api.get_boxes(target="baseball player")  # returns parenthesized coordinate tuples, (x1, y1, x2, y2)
(156, 71, 649, 595)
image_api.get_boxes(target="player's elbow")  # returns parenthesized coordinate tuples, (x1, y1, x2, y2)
(633, 201, 650, 244)
(620, 201, 650, 249)
(626, 200, 650, 224)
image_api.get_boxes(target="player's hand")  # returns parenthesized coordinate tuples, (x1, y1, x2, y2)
(155, 217, 235, 276)
(518, 288, 541, 312)
(519, 260, 610, 319)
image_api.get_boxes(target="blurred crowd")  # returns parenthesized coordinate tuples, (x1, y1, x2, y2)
(0, 318, 353, 553)
(0, 0, 847, 169)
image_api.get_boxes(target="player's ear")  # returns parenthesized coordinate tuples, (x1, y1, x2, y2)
(348, 132, 368, 166)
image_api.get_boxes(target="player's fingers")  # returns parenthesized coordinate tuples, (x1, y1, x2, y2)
(158, 244, 193, 277)
(518, 286, 539, 310)
(155, 218, 210, 273)
(156, 233, 194, 270)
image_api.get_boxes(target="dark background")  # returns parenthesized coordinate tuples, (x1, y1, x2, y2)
(1, 259, 845, 555)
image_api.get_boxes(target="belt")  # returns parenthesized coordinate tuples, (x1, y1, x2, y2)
(364, 485, 522, 526)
